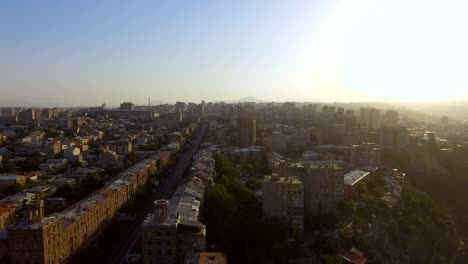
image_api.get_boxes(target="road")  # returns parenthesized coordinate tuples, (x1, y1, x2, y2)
(106, 122, 207, 264)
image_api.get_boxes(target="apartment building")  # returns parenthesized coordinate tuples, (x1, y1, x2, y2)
(304, 164, 344, 219)
(109, 140, 133, 156)
(141, 169, 208, 264)
(7, 151, 168, 264)
(263, 174, 304, 235)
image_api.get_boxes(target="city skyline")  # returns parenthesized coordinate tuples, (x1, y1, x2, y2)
(2, 0, 468, 105)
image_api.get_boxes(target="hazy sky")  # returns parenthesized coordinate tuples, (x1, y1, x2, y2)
(1, 0, 468, 106)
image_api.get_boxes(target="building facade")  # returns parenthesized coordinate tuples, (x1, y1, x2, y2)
(263, 174, 304, 235)
(303, 164, 344, 220)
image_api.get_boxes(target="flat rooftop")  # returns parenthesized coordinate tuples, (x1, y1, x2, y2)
(264, 175, 302, 185)
(344, 170, 370, 186)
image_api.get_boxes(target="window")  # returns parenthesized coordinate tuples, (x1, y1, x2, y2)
(166, 232, 171, 236)
(157, 250, 162, 255)
(156, 232, 161, 236)
(157, 241, 161, 246)
(167, 240, 171, 246)
(167, 250, 172, 255)
(148, 241, 152, 246)
(147, 250, 152, 255)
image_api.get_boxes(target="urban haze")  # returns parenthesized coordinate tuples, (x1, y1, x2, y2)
(1, 1, 468, 264)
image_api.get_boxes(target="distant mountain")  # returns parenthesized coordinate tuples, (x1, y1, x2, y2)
(150, 100, 168, 106)
(228, 97, 266, 103)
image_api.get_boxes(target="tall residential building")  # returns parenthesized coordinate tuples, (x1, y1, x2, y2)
(303, 104, 318, 115)
(237, 108, 256, 147)
(359, 107, 368, 122)
(367, 108, 381, 129)
(441, 115, 449, 126)
(282, 102, 296, 111)
(120, 102, 135, 110)
(378, 127, 409, 147)
(384, 110, 398, 127)
(18, 109, 36, 122)
(263, 174, 304, 235)
(350, 143, 381, 168)
(1, 108, 16, 117)
(303, 164, 344, 219)
(175, 101, 187, 112)
(322, 105, 329, 114)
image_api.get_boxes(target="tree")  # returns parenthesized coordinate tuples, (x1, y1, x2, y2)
(123, 152, 138, 169)
(2, 183, 23, 196)
(245, 178, 263, 190)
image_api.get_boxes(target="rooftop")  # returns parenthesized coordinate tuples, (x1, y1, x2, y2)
(61, 193, 107, 228)
(0, 174, 25, 180)
(9, 215, 60, 230)
(344, 170, 370, 186)
(264, 175, 302, 185)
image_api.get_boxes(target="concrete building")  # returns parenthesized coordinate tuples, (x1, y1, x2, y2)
(109, 140, 133, 155)
(0, 174, 27, 187)
(263, 174, 304, 235)
(7, 151, 166, 264)
(120, 102, 135, 111)
(384, 110, 398, 127)
(344, 170, 370, 199)
(18, 109, 36, 122)
(237, 113, 256, 147)
(378, 127, 409, 147)
(141, 198, 206, 264)
(367, 108, 380, 129)
(350, 143, 381, 168)
(303, 104, 318, 116)
(304, 164, 344, 219)
(441, 115, 449, 126)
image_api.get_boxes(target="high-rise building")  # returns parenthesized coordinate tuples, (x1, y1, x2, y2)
(378, 127, 409, 147)
(18, 109, 36, 122)
(345, 109, 355, 117)
(175, 101, 187, 112)
(120, 102, 135, 110)
(303, 164, 344, 219)
(350, 143, 381, 168)
(1, 108, 16, 117)
(237, 107, 256, 147)
(441, 115, 449, 126)
(384, 110, 398, 127)
(282, 102, 296, 111)
(303, 104, 318, 115)
(322, 105, 329, 114)
(263, 174, 304, 235)
(367, 108, 381, 129)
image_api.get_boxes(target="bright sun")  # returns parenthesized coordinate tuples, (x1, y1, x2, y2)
(342, 0, 468, 101)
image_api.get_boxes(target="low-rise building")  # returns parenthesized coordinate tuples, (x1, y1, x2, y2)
(0, 174, 27, 187)
(343, 170, 370, 199)
(109, 140, 133, 156)
(24, 185, 58, 199)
